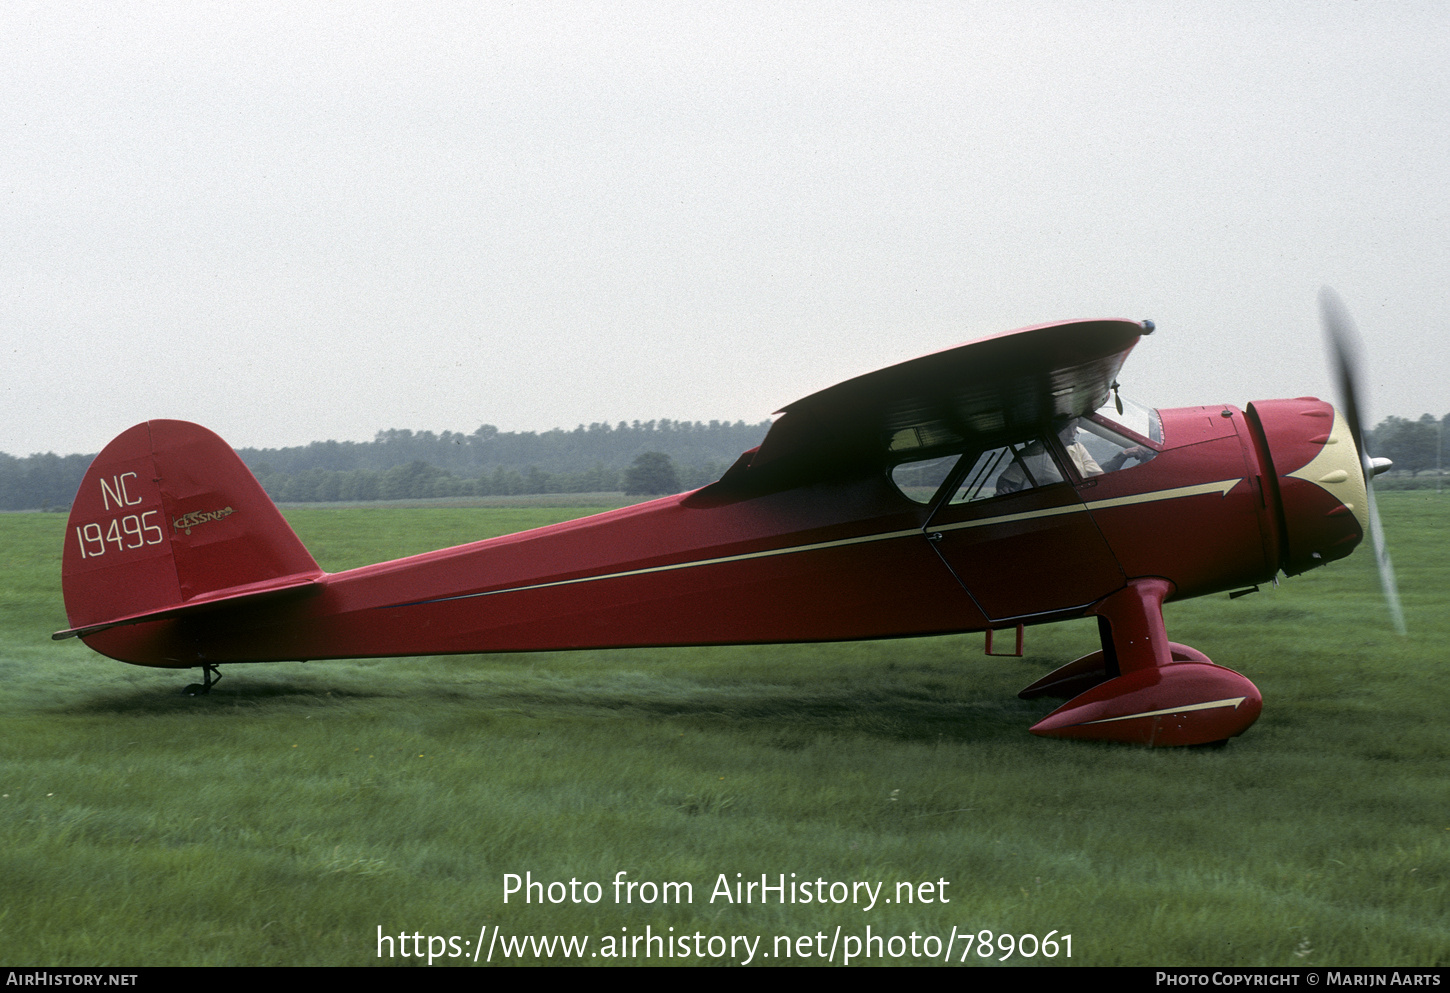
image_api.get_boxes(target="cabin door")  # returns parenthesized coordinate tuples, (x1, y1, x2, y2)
(922, 441, 1123, 622)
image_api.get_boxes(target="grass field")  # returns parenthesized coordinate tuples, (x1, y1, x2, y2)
(1, 495, 1446, 967)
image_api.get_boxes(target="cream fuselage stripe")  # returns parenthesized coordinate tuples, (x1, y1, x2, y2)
(389, 478, 1244, 608)
(930, 477, 1242, 534)
(387, 527, 924, 607)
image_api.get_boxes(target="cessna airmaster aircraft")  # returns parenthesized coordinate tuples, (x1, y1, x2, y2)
(56, 295, 1397, 746)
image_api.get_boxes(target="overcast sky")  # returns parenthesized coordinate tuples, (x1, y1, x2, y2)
(3, 1, 1446, 457)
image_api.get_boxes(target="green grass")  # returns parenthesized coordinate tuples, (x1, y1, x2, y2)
(1, 495, 1446, 966)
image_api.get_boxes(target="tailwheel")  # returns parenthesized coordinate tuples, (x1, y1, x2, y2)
(182, 664, 223, 696)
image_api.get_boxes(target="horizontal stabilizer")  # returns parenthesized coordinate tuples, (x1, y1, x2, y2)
(53, 572, 322, 640)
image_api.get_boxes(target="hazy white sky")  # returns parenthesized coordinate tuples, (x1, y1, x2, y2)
(4, 1, 1446, 456)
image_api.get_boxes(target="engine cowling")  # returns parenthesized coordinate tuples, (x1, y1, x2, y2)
(1246, 398, 1367, 576)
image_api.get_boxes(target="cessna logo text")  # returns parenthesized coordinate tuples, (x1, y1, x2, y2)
(175, 507, 235, 534)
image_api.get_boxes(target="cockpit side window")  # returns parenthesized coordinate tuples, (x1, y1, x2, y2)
(886, 401, 1160, 506)
(951, 442, 1057, 503)
(1070, 417, 1157, 475)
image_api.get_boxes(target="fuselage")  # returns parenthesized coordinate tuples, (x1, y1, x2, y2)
(82, 395, 1363, 669)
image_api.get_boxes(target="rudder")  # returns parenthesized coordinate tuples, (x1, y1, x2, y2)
(59, 420, 323, 643)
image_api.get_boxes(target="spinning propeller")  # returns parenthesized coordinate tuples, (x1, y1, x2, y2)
(1319, 287, 1407, 635)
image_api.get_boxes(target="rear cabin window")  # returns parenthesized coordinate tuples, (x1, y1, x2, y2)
(889, 454, 959, 504)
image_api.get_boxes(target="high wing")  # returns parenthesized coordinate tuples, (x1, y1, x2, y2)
(710, 318, 1149, 493)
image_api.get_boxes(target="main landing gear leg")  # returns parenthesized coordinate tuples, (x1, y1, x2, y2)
(1023, 578, 1263, 747)
(182, 664, 223, 697)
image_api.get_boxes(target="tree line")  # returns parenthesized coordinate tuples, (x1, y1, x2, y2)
(0, 418, 770, 510)
(4, 413, 1447, 511)
(250, 451, 717, 503)
(1369, 414, 1450, 480)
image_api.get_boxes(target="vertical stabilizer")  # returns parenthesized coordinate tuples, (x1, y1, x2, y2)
(59, 420, 322, 638)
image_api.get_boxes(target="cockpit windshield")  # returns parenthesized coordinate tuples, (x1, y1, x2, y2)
(1091, 395, 1162, 446)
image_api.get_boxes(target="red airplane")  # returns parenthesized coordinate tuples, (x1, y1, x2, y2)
(54, 293, 1400, 747)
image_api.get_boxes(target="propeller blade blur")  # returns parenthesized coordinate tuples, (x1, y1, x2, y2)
(1319, 286, 1407, 635)
(1365, 485, 1408, 635)
(1320, 286, 1367, 462)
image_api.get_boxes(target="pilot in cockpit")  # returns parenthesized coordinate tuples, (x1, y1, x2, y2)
(1056, 420, 1104, 479)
